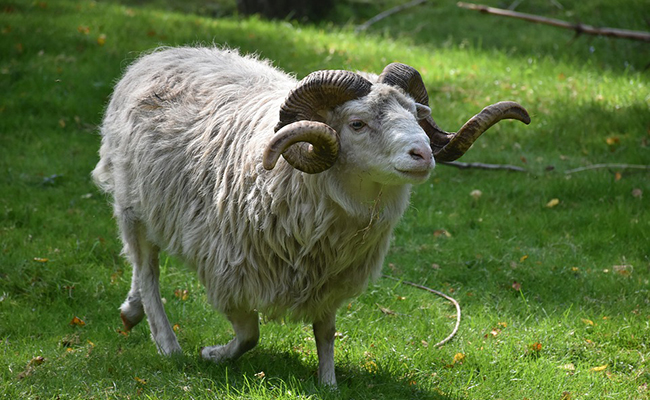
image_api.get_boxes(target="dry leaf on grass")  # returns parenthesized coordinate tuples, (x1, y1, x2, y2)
(376, 303, 396, 315)
(545, 198, 560, 208)
(174, 289, 189, 301)
(17, 356, 45, 379)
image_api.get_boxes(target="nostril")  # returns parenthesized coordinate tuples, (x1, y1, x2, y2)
(409, 149, 424, 161)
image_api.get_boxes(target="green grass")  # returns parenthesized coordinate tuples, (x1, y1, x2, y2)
(1, 0, 648, 398)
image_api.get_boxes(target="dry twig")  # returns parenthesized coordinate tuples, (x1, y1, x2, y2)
(382, 274, 461, 347)
(565, 163, 650, 174)
(440, 160, 527, 172)
(457, 2, 650, 42)
(356, 0, 427, 32)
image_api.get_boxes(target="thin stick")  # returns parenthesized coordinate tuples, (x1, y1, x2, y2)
(356, 0, 427, 32)
(457, 2, 650, 42)
(382, 274, 461, 347)
(440, 160, 527, 172)
(565, 163, 650, 174)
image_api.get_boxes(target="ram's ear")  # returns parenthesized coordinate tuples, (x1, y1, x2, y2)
(415, 103, 431, 120)
(315, 109, 332, 123)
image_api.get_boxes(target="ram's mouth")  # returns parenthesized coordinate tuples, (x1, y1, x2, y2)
(395, 167, 431, 182)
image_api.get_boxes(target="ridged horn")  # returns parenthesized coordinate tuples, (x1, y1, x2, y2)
(268, 70, 372, 173)
(432, 102, 531, 161)
(378, 63, 531, 161)
(378, 62, 429, 106)
(263, 121, 339, 174)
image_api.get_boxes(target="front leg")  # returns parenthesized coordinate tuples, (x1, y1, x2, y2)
(313, 312, 337, 387)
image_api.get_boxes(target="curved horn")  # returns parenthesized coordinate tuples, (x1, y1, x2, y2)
(268, 70, 372, 173)
(263, 121, 339, 174)
(378, 62, 429, 106)
(377, 63, 530, 162)
(433, 101, 531, 162)
(275, 70, 373, 132)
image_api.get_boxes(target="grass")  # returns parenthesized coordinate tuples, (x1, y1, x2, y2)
(1, 0, 648, 398)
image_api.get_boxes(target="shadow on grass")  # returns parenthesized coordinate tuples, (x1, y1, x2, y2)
(174, 348, 461, 399)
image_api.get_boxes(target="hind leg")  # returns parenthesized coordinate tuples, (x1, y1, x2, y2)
(201, 310, 259, 363)
(118, 208, 181, 355)
(120, 260, 145, 330)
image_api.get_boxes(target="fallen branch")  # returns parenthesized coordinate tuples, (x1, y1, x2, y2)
(457, 2, 650, 42)
(356, 0, 427, 32)
(565, 163, 650, 174)
(440, 160, 527, 172)
(382, 274, 461, 347)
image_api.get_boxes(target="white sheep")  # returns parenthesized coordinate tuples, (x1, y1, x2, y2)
(93, 46, 529, 386)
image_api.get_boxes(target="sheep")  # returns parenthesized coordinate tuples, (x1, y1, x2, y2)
(92, 46, 530, 387)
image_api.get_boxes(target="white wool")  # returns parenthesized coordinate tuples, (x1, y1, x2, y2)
(93, 46, 432, 323)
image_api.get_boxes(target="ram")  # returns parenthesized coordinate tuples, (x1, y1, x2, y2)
(93, 46, 530, 386)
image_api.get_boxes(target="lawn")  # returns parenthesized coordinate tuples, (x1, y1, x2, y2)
(0, 0, 648, 399)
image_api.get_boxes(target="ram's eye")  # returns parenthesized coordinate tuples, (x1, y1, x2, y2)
(349, 120, 366, 131)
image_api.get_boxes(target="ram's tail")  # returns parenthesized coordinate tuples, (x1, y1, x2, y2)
(91, 140, 114, 194)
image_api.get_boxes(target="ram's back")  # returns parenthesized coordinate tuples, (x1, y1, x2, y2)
(92, 47, 396, 322)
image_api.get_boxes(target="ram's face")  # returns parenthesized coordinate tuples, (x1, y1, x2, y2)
(262, 64, 530, 177)
(330, 84, 434, 185)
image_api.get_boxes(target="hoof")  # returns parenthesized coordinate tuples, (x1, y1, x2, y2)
(120, 311, 141, 331)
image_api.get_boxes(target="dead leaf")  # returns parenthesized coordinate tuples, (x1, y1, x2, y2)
(33, 257, 48, 263)
(632, 188, 643, 198)
(376, 303, 396, 315)
(605, 136, 620, 146)
(134, 376, 147, 385)
(69, 316, 85, 326)
(615, 172, 622, 181)
(545, 198, 560, 208)
(453, 353, 465, 364)
(254, 371, 265, 379)
(17, 356, 45, 379)
(364, 360, 378, 373)
(529, 342, 542, 352)
(485, 328, 501, 338)
(519, 255, 528, 262)
(613, 264, 632, 276)
(97, 34, 106, 46)
(581, 318, 595, 326)
(174, 289, 189, 301)
(433, 229, 451, 238)
(590, 364, 608, 372)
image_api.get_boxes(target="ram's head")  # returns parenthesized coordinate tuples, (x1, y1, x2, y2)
(263, 63, 530, 183)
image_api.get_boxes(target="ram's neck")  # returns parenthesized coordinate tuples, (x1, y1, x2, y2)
(317, 170, 412, 225)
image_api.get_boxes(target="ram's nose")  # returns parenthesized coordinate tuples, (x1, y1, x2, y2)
(408, 145, 433, 166)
